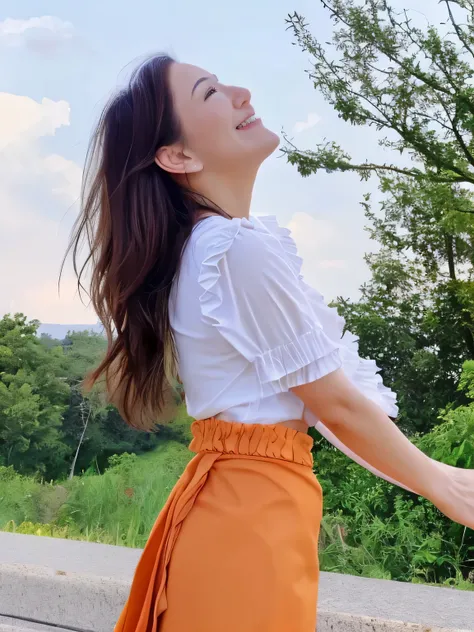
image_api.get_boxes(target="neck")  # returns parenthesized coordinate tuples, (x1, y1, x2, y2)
(190, 168, 257, 219)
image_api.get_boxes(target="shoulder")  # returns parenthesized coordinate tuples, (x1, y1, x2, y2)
(183, 215, 304, 324)
(189, 214, 281, 274)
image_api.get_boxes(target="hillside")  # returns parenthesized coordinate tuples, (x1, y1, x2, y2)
(37, 323, 105, 340)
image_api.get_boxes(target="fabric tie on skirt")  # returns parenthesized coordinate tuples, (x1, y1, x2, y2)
(114, 418, 322, 632)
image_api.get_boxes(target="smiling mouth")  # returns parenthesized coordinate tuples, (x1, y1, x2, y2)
(236, 114, 259, 129)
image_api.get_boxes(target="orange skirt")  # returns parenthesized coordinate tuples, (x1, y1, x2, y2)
(114, 418, 323, 632)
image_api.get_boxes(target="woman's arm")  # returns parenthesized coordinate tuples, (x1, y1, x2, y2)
(304, 410, 415, 492)
(292, 368, 474, 529)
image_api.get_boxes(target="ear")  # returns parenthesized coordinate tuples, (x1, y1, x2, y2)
(155, 145, 203, 174)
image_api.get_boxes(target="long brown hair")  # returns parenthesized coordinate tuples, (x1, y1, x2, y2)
(63, 53, 223, 430)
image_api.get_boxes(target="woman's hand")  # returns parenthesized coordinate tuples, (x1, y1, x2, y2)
(292, 369, 474, 528)
(429, 461, 474, 529)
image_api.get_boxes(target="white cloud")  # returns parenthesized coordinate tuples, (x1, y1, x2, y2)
(286, 211, 349, 301)
(0, 93, 70, 150)
(293, 112, 321, 134)
(319, 259, 347, 269)
(0, 16, 75, 54)
(287, 211, 335, 248)
(0, 92, 93, 325)
(0, 16, 74, 38)
(43, 154, 82, 203)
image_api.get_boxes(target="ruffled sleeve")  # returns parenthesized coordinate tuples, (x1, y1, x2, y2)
(197, 216, 342, 395)
(256, 215, 399, 419)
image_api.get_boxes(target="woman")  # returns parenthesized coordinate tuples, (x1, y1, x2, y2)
(67, 54, 474, 632)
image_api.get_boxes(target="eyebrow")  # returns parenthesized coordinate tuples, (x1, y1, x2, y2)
(191, 74, 218, 96)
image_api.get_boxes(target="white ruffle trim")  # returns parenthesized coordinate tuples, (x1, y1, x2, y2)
(198, 217, 243, 328)
(255, 329, 342, 389)
(255, 215, 303, 278)
(257, 215, 399, 419)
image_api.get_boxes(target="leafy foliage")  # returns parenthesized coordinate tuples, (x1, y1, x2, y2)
(285, 0, 474, 433)
(284, 0, 474, 186)
(0, 314, 69, 476)
(313, 361, 474, 585)
(0, 316, 187, 480)
(283, 0, 474, 586)
(0, 441, 192, 549)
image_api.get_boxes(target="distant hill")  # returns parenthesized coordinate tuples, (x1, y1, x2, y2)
(37, 323, 105, 340)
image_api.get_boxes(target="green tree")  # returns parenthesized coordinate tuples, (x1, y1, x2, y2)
(314, 361, 474, 585)
(335, 234, 469, 433)
(285, 0, 474, 431)
(0, 314, 69, 477)
(60, 331, 166, 475)
(285, 0, 474, 187)
(61, 331, 110, 476)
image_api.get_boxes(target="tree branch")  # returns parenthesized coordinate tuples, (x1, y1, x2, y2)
(283, 142, 474, 188)
(435, 96, 474, 169)
(318, 1, 454, 96)
(444, 0, 474, 61)
(409, 110, 454, 134)
(397, 8, 462, 94)
(309, 46, 410, 140)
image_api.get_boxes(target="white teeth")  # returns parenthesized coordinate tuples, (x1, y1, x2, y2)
(237, 115, 257, 129)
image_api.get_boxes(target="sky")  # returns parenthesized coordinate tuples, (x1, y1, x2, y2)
(0, 0, 445, 325)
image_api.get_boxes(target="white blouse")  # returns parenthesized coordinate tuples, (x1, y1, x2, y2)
(170, 214, 408, 490)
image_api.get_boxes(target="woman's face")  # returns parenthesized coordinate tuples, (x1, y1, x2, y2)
(165, 62, 280, 174)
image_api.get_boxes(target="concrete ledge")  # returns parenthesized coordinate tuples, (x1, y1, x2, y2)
(319, 617, 471, 631)
(0, 615, 69, 632)
(318, 571, 474, 630)
(1, 532, 473, 631)
(318, 613, 470, 631)
(0, 626, 45, 632)
(0, 564, 128, 632)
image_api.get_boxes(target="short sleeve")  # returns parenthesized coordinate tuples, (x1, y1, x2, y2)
(197, 218, 342, 393)
(257, 215, 398, 419)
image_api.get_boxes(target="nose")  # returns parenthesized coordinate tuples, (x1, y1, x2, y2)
(232, 85, 251, 109)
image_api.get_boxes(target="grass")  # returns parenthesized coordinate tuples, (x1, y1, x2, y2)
(0, 466, 69, 527)
(58, 441, 192, 547)
(318, 515, 474, 591)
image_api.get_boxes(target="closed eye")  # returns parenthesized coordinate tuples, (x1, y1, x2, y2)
(204, 86, 217, 100)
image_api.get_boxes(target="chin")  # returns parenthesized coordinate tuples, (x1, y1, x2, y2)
(256, 128, 281, 162)
(267, 128, 281, 151)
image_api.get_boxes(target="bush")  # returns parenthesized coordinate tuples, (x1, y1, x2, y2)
(57, 441, 192, 547)
(314, 363, 474, 588)
(0, 465, 67, 526)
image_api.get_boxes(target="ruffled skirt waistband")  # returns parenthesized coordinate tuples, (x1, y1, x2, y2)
(189, 417, 314, 466)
